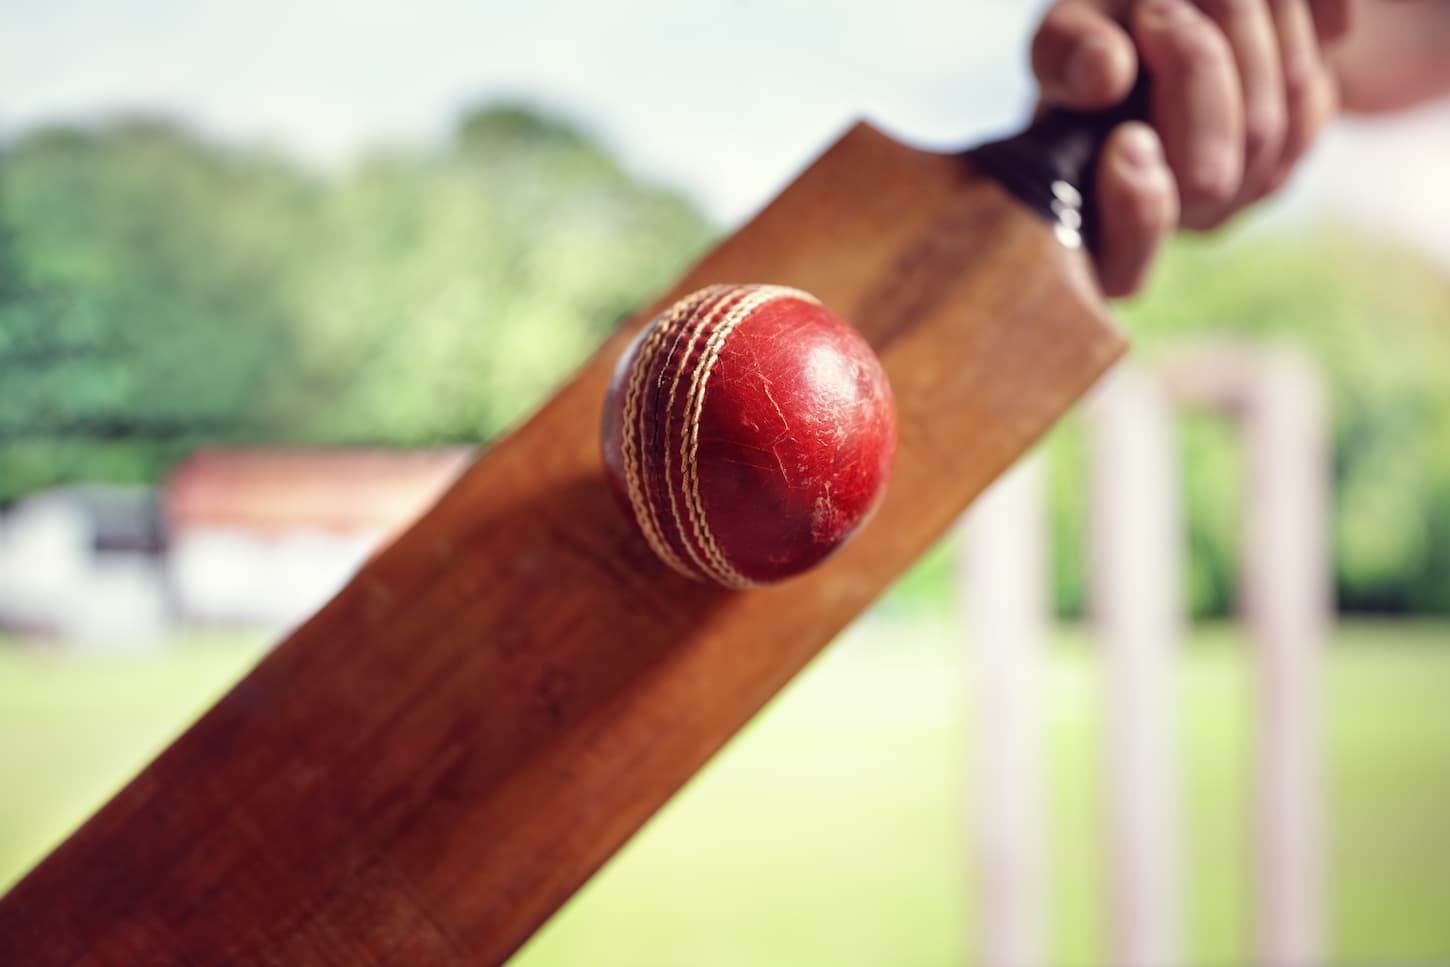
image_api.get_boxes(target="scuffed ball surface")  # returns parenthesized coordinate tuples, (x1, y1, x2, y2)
(602, 283, 896, 587)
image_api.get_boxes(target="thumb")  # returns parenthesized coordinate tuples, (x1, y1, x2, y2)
(1032, 1, 1139, 110)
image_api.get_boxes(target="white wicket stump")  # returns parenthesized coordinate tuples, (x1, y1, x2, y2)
(1162, 343, 1331, 966)
(962, 455, 1049, 967)
(961, 348, 1329, 967)
(1088, 364, 1186, 967)
(1239, 350, 1330, 967)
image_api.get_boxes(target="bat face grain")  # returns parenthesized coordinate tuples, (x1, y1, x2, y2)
(0, 122, 1126, 966)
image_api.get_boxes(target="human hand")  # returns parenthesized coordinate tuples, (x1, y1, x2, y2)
(1031, 0, 1349, 296)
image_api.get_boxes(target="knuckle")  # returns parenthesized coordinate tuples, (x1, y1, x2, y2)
(1166, 20, 1232, 74)
(1282, 54, 1320, 104)
(1243, 103, 1286, 162)
(1180, 161, 1239, 208)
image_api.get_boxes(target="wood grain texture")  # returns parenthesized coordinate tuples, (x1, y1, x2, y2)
(0, 122, 1125, 965)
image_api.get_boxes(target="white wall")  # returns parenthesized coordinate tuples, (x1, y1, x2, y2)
(167, 527, 381, 631)
(0, 493, 167, 648)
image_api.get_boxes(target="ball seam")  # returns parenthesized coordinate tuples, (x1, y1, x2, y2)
(657, 286, 748, 582)
(678, 289, 781, 587)
(619, 286, 719, 577)
(682, 285, 820, 588)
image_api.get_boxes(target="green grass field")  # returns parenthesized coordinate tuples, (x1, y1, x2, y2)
(2, 619, 1447, 965)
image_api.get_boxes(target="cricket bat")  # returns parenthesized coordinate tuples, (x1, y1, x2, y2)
(0, 105, 1128, 964)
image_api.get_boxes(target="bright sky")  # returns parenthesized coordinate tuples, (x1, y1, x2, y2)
(3, 0, 1448, 266)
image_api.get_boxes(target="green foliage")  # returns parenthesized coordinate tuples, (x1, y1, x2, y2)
(3, 109, 1448, 613)
(0, 105, 713, 495)
(0, 123, 317, 493)
(893, 227, 1450, 617)
(1118, 230, 1450, 614)
(278, 106, 711, 444)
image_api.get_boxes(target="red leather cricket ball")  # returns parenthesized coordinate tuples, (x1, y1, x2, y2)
(601, 283, 896, 587)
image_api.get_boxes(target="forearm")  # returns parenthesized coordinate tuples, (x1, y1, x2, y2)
(1332, 0, 1450, 113)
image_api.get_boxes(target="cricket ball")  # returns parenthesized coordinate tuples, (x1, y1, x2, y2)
(602, 283, 896, 588)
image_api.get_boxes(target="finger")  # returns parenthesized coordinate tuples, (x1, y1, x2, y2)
(1095, 122, 1180, 298)
(1265, 0, 1337, 192)
(1265, 65, 1336, 193)
(1032, 1, 1139, 109)
(1195, 0, 1287, 204)
(1133, 0, 1244, 230)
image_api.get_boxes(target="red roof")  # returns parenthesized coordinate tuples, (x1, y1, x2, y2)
(165, 448, 475, 535)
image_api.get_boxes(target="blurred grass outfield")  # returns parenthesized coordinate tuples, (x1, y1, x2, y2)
(2, 618, 1447, 966)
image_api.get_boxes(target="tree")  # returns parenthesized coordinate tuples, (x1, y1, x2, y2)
(0, 106, 715, 500)
(275, 104, 713, 444)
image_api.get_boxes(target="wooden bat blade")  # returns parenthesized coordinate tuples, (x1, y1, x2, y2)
(0, 122, 1125, 965)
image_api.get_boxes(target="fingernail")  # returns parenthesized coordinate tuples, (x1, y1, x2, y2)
(1117, 124, 1163, 172)
(1141, 0, 1193, 29)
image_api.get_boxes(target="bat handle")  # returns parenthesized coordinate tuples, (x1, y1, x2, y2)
(969, 74, 1150, 253)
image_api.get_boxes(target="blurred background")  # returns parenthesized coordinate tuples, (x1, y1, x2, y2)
(1, 1, 1447, 964)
